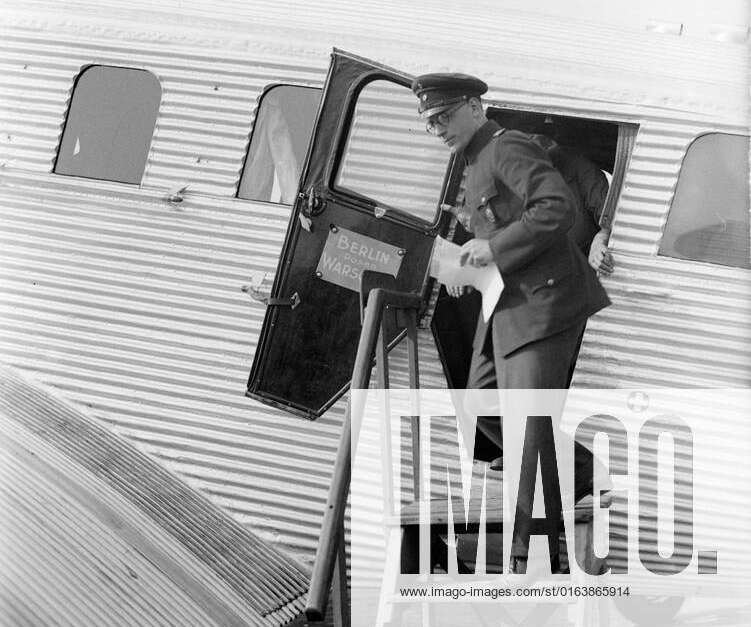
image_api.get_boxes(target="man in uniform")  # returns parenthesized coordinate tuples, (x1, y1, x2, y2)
(412, 73, 611, 573)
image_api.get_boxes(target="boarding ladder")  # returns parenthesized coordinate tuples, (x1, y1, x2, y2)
(304, 275, 610, 627)
(305, 273, 423, 626)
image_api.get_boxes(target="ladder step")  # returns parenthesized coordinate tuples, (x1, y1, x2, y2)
(394, 493, 612, 527)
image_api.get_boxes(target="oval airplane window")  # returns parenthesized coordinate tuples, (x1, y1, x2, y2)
(334, 79, 451, 225)
(55, 65, 161, 184)
(659, 133, 750, 269)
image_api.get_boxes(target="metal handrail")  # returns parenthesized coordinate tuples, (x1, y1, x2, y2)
(305, 288, 423, 623)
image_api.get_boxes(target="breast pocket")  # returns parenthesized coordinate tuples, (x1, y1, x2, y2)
(468, 184, 508, 233)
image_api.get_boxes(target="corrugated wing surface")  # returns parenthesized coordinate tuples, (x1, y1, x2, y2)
(0, 364, 310, 627)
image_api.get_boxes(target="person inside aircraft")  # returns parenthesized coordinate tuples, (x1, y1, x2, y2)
(412, 73, 611, 574)
(531, 133, 614, 275)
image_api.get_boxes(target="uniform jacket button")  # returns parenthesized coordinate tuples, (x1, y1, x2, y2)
(546, 278, 555, 286)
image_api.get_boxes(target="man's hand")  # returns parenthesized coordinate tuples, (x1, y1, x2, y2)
(445, 285, 474, 298)
(459, 238, 493, 267)
(588, 229, 614, 275)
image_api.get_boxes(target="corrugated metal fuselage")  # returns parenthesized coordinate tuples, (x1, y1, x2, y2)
(1, 0, 748, 601)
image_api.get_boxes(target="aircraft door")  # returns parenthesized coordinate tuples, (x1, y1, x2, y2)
(247, 50, 455, 418)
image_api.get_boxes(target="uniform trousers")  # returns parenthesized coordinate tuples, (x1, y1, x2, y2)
(468, 321, 595, 560)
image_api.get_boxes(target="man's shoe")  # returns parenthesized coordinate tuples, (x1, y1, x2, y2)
(489, 456, 503, 471)
(509, 555, 527, 574)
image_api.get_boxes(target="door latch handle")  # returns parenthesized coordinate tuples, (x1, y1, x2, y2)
(267, 292, 301, 309)
(242, 284, 301, 309)
(299, 184, 326, 217)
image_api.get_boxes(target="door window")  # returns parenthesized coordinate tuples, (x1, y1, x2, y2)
(334, 79, 451, 224)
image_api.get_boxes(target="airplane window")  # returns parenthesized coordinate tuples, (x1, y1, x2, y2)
(334, 79, 451, 224)
(54, 66, 160, 184)
(238, 85, 321, 204)
(659, 133, 750, 269)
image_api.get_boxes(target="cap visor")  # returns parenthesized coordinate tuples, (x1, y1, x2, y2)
(419, 103, 456, 119)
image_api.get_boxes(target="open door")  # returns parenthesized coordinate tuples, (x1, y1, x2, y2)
(247, 50, 457, 418)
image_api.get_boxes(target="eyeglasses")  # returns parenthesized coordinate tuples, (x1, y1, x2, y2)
(425, 100, 467, 134)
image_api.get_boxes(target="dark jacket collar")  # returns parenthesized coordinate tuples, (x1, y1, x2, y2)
(462, 119, 502, 164)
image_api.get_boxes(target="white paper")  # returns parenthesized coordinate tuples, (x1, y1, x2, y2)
(429, 236, 504, 322)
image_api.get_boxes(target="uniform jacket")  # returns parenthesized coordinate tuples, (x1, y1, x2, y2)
(462, 121, 610, 356)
